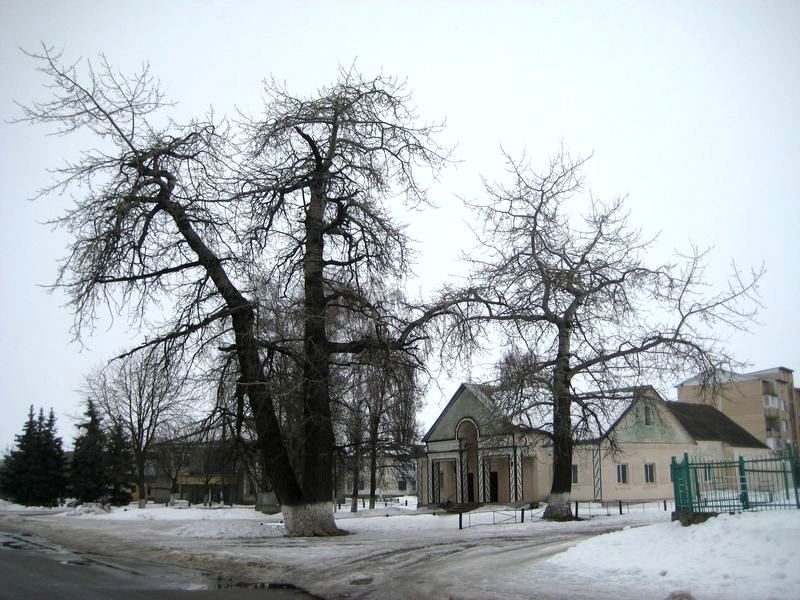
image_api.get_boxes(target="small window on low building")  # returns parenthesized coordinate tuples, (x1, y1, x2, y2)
(358, 479, 365, 491)
(644, 463, 656, 484)
(616, 463, 629, 484)
(398, 479, 407, 491)
(571, 464, 578, 485)
(644, 404, 653, 426)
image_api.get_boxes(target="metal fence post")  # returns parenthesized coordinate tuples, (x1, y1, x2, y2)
(789, 446, 800, 509)
(684, 452, 695, 513)
(670, 456, 679, 510)
(738, 455, 749, 510)
(782, 457, 791, 500)
(459, 512, 462, 530)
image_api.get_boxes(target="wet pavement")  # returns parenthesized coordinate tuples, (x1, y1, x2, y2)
(0, 529, 317, 599)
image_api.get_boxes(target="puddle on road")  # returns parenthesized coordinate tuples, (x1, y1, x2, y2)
(2, 530, 316, 596)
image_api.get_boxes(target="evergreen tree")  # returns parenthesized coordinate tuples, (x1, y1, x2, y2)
(105, 421, 133, 505)
(0, 406, 66, 506)
(37, 409, 68, 505)
(71, 399, 108, 503)
(0, 406, 37, 503)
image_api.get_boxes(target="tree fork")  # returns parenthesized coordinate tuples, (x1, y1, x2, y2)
(155, 185, 311, 518)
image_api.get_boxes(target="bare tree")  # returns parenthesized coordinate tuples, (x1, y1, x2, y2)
(20, 47, 456, 535)
(457, 150, 762, 520)
(86, 349, 187, 508)
(356, 350, 420, 508)
(340, 383, 368, 513)
(154, 416, 196, 504)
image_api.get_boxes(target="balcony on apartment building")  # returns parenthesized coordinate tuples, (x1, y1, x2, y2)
(762, 393, 786, 417)
(765, 413, 789, 451)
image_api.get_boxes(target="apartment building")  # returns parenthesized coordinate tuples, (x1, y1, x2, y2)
(677, 367, 798, 454)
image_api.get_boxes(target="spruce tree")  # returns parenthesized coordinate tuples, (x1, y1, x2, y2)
(105, 421, 133, 505)
(0, 406, 66, 506)
(71, 399, 108, 503)
(38, 409, 68, 505)
(0, 406, 37, 504)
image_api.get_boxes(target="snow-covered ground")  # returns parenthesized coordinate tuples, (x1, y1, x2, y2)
(1, 497, 798, 599)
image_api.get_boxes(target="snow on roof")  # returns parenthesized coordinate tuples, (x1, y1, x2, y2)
(677, 366, 794, 387)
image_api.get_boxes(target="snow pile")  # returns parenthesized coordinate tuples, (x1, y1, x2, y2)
(56, 504, 286, 537)
(336, 495, 419, 512)
(170, 520, 285, 539)
(63, 503, 110, 516)
(544, 511, 800, 600)
(58, 504, 266, 521)
(0, 498, 60, 511)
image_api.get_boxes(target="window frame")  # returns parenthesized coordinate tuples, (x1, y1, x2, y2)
(616, 463, 629, 484)
(644, 462, 656, 484)
(571, 464, 579, 485)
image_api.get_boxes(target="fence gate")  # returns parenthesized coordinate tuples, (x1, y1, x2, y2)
(671, 451, 800, 513)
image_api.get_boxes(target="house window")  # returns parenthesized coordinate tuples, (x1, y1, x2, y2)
(644, 405, 653, 426)
(644, 463, 656, 484)
(571, 464, 578, 485)
(616, 464, 629, 484)
(703, 465, 712, 482)
(398, 479, 407, 491)
(358, 479, 365, 491)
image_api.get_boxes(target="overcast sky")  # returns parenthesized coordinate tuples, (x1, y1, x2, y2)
(1, 0, 798, 452)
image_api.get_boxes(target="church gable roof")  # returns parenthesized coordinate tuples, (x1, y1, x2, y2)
(422, 383, 509, 443)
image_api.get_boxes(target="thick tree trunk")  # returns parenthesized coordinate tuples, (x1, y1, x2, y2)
(285, 179, 338, 535)
(283, 503, 338, 537)
(543, 324, 575, 521)
(368, 443, 378, 509)
(350, 455, 360, 513)
(368, 409, 380, 509)
(136, 462, 146, 509)
(545, 406, 574, 520)
(159, 191, 338, 536)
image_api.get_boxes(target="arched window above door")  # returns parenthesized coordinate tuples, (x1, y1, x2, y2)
(456, 418, 479, 448)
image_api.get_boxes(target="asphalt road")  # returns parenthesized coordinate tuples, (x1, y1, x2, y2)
(0, 529, 315, 600)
